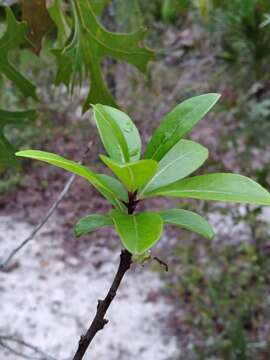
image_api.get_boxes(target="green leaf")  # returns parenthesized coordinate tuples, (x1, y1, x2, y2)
(48, 0, 70, 48)
(140, 139, 208, 196)
(0, 8, 37, 99)
(74, 214, 113, 237)
(93, 105, 129, 163)
(160, 208, 214, 239)
(93, 104, 141, 163)
(53, 0, 154, 110)
(115, 0, 143, 32)
(0, 109, 37, 173)
(147, 173, 270, 206)
(100, 155, 158, 191)
(111, 210, 163, 254)
(16, 149, 99, 181)
(91, 0, 110, 15)
(98, 174, 128, 202)
(15, 150, 126, 210)
(144, 93, 220, 161)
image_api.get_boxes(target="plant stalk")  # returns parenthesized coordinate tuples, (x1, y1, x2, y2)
(72, 250, 132, 360)
(72, 192, 139, 360)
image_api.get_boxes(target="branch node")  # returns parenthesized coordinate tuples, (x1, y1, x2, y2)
(79, 335, 86, 345)
(97, 299, 103, 309)
(72, 250, 132, 360)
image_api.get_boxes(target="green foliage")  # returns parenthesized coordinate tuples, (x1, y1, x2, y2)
(146, 173, 270, 205)
(160, 208, 214, 239)
(0, 109, 37, 172)
(114, 0, 143, 32)
(238, 98, 270, 147)
(144, 93, 220, 161)
(47, 0, 70, 48)
(100, 155, 158, 192)
(53, 0, 154, 111)
(0, 2, 155, 172)
(209, 0, 270, 83)
(93, 104, 141, 163)
(0, 8, 38, 172)
(74, 214, 113, 237)
(0, 8, 37, 99)
(193, 0, 213, 22)
(15, 149, 127, 210)
(141, 139, 208, 194)
(111, 210, 163, 254)
(15, 96, 270, 256)
(162, 0, 189, 23)
(172, 238, 270, 359)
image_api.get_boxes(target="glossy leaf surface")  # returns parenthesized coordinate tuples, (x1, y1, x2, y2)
(144, 94, 220, 161)
(100, 155, 158, 191)
(160, 208, 214, 239)
(111, 210, 163, 254)
(93, 104, 141, 163)
(140, 139, 208, 195)
(15, 150, 125, 210)
(75, 214, 113, 237)
(147, 173, 270, 206)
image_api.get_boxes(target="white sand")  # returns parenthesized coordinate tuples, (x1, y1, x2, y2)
(0, 215, 178, 360)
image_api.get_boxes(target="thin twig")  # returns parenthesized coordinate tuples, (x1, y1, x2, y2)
(72, 249, 132, 360)
(0, 335, 59, 360)
(0, 144, 92, 270)
(153, 256, 169, 272)
(0, 173, 75, 270)
(72, 191, 140, 359)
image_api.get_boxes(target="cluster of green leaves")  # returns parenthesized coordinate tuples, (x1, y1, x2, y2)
(172, 237, 270, 359)
(113, 0, 190, 28)
(51, 0, 154, 111)
(0, 8, 37, 172)
(238, 98, 270, 147)
(16, 94, 270, 257)
(0, 1, 154, 172)
(207, 0, 270, 84)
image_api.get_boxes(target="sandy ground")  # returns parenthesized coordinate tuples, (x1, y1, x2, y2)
(0, 215, 179, 360)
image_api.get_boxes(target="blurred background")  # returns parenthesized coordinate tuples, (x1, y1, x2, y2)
(1, 1, 270, 359)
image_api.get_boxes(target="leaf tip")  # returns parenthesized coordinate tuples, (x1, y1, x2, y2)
(207, 230, 215, 240)
(15, 151, 23, 157)
(74, 227, 82, 237)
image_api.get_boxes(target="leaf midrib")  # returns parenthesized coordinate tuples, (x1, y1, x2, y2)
(95, 107, 127, 163)
(150, 105, 201, 160)
(76, 1, 148, 57)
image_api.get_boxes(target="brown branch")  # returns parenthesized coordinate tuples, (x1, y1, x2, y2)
(72, 190, 141, 359)
(72, 249, 132, 360)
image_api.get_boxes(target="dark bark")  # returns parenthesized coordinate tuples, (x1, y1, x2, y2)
(72, 249, 132, 360)
(72, 191, 140, 360)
